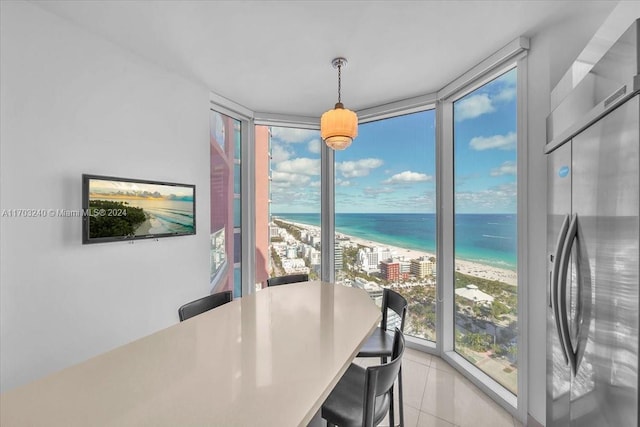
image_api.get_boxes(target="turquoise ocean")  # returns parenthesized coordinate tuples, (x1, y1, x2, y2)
(273, 213, 517, 271)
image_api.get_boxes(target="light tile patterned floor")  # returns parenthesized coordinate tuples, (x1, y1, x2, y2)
(387, 348, 521, 427)
(344, 348, 524, 427)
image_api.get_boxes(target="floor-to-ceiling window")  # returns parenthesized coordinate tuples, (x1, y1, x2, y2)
(219, 42, 525, 410)
(334, 110, 438, 343)
(452, 67, 518, 395)
(255, 125, 322, 290)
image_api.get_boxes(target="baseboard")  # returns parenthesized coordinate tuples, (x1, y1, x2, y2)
(527, 413, 544, 427)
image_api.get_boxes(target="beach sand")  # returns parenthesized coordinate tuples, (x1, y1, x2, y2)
(280, 219, 517, 287)
(134, 213, 153, 236)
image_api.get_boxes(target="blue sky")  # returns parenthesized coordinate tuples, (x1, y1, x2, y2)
(454, 68, 517, 213)
(269, 68, 516, 214)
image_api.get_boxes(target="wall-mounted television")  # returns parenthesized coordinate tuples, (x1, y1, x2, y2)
(82, 174, 195, 244)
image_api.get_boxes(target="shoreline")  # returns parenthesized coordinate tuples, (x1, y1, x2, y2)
(134, 213, 153, 235)
(278, 219, 517, 287)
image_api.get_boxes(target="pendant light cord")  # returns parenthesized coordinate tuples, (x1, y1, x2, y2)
(337, 62, 342, 104)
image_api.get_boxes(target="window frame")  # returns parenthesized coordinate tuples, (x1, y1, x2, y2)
(437, 46, 528, 418)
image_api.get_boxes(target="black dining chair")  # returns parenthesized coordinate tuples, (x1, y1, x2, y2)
(357, 288, 408, 427)
(322, 328, 406, 427)
(266, 273, 309, 287)
(178, 290, 233, 321)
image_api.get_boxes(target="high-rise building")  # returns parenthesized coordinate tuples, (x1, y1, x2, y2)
(357, 248, 378, 272)
(357, 246, 395, 273)
(410, 256, 436, 278)
(399, 260, 411, 280)
(309, 249, 321, 266)
(254, 125, 271, 289)
(334, 242, 343, 271)
(269, 225, 280, 238)
(286, 246, 298, 259)
(380, 259, 400, 281)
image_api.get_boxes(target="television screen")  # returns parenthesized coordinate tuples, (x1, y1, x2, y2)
(82, 174, 195, 244)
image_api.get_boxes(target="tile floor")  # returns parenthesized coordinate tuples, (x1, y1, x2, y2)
(314, 348, 524, 427)
(389, 348, 523, 427)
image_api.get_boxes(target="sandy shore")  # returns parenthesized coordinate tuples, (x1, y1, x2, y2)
(134, 213, 153, 235)
(279, 219, 517, 287)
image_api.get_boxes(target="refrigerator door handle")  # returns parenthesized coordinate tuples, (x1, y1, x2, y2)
(558, 213, 579, 374)
(574, 230, 593, 376)
(551, 214, 571, 364)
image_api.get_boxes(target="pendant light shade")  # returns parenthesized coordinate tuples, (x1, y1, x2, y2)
(321, 103, 358, 150)
(321, 58, 358, 150)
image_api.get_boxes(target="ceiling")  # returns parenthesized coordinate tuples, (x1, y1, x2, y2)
(32, 1, 617, 118)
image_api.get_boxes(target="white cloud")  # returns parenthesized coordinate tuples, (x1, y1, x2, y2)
(271, 171, 311, 188)
(410, 191, 436, 210)
(336, 178, 352, 187)
(271, 187, 320, 208)
(270, 144, 292, 163)
(455, 182, 517, 213)
(271, 127, 319, 143)
(307, 138, 321, 154)
(336, 158, 383, 178)
(275, 157, 320, 176)
(454, 94, 495, 121)
(490, 161, 517, 176)
(382, 171, 432, 185)
(494, 87, 516, 102)
(271, 157, 319, 190)
(469, 132, 516, 151)
(363, 187, 394, 197)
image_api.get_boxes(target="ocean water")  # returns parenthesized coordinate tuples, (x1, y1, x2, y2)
(97, 198, 195, 234)
(273, 213, 517, 271)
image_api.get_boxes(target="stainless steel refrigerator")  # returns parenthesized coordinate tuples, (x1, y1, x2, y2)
(545, 20, 639, 427)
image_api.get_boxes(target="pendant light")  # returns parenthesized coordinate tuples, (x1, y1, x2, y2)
(321, 57, 358, 150)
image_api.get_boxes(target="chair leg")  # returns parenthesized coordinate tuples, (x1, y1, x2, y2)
(382, 356, 394, 427)
(398, 366, 404, 427)
(389, 385, 395, 427)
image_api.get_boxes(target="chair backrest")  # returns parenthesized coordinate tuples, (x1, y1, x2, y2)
(266, 273, 309, 287)
(381, 288, 408, 332)
(362, 328, 405, 427)
(178, 290, 233, 321)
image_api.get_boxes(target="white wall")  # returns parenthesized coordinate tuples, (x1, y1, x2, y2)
(525, 2, 635, 425)
(0, 1, 211, 392)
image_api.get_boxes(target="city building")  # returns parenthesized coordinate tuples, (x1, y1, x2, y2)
(309, 249, 321, 266)
(269, 225, 280, 239)
(398, 260, 411, 278)
(286, 246, 298, 259)
(334, 242, 343, 272)
(455, 284, 495, 305)
(411, 256, 436, 278)
(379, 259, 400, 281)
(357, 246, 394, 273)
(352, 277, 384, 300)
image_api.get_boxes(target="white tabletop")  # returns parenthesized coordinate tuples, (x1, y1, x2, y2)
(0, 281, 381, 426)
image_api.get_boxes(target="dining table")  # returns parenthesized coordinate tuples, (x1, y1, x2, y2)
(0, 281, 381, 426)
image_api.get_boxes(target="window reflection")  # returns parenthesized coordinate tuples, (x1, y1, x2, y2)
(210, 110, 241, 296)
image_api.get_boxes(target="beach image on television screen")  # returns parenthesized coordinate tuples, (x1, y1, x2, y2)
(88, 178, 195, 239)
